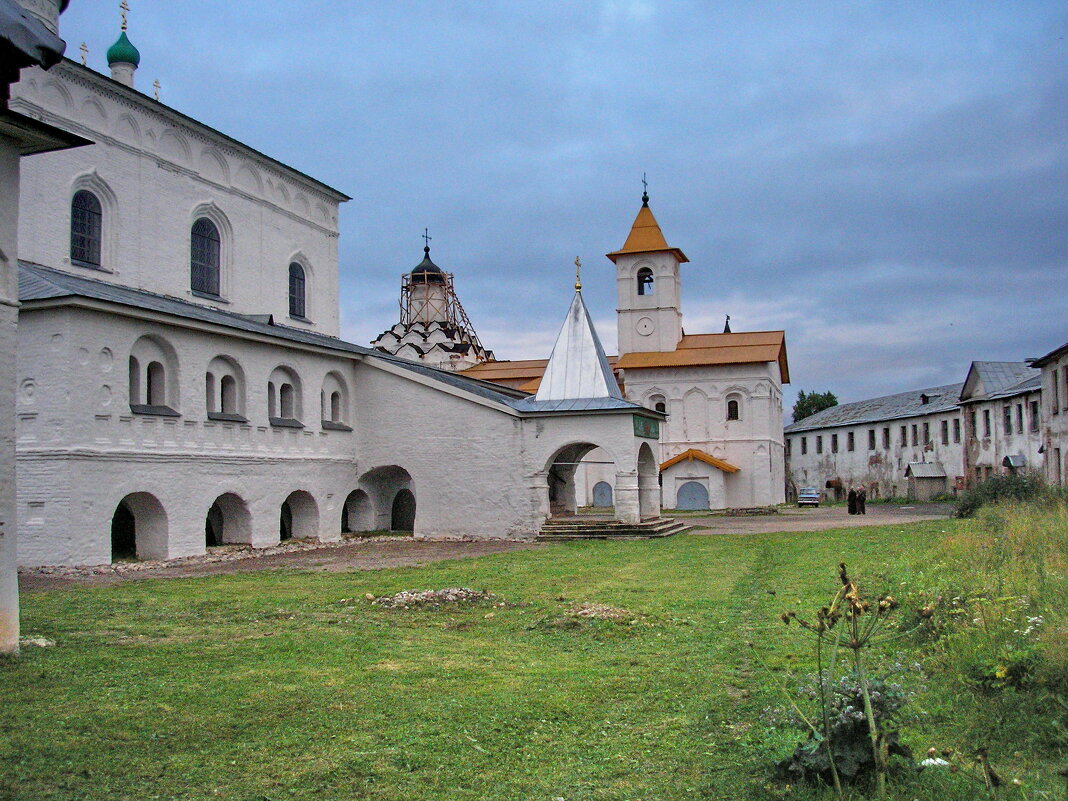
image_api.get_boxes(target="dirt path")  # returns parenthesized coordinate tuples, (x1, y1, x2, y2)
(20, 504, 953, 592)
(19, 539, 539, 593)
(681, 502, 953, 535)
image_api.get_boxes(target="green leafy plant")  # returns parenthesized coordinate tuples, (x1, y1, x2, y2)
(760, 563, 921, 799)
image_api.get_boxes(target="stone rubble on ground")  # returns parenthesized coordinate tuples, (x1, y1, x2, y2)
(567, 602, 634, 621)
(19, 637, 55, 648)
(17, 534, 415, 578)
(371, 587, 500, 609)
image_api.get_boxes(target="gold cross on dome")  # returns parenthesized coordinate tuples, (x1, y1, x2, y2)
(120, 0, 129, 31)
(574, 256, 582, 291)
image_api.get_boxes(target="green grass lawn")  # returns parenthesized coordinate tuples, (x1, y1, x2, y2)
(2, 521, 1063, 800)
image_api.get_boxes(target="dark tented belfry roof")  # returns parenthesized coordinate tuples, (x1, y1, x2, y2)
(784, 382, 964, 433)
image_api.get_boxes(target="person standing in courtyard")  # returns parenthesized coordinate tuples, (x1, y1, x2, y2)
(857, 485, 867, 515)
(847, 486, 858, 515)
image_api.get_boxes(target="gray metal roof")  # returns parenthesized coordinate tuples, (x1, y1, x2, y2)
(535, 289, 623, 401)
(18, 262, 647, 418)
(967, 361, 1040, 401)
(905, 461, 946, 478)
(785, 382, 964, 433)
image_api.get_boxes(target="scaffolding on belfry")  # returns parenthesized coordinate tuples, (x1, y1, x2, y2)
(399, 269, 487, 355)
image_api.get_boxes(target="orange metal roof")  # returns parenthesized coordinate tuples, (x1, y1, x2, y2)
(463, 331, 789, 388)
(460, 358, 548, 382)
(606, 204, 689, 263)
(615, 331, 789, 382)
(660, 448, 740, 473)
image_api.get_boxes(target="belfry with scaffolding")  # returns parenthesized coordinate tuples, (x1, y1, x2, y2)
(371, 239, 493, 371)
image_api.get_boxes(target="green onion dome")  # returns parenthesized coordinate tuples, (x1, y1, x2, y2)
(106, 31, 140, 67)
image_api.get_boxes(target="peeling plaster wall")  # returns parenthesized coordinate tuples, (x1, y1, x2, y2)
(786, 411, 965, 499)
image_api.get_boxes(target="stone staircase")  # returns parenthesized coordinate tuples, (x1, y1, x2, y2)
(537, 517, 688, 541)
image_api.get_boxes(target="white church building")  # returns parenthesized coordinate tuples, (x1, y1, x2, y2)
(458, 193, 790, 511)
(9, 10, 667, 567)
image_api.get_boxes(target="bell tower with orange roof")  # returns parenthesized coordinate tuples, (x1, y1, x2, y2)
(607, 182, 689, 355)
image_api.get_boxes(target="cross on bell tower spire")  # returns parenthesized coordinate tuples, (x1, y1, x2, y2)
(422, 227, 432, 254)
(641, 172, 649, 207)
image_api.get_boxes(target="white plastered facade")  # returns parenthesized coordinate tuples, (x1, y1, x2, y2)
(10, 50, 659, 567)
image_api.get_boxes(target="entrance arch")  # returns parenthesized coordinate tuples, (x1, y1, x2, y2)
(358, 465, 415, 532)
(279, 490, 318, 541)
(110, 492, 168, 561)
(545, 443, 615, 518)
(676, 481, 710, 510)
(341, 489, 374, 533)
(205, 493, 252, 546)
(391, 489, 416, 531)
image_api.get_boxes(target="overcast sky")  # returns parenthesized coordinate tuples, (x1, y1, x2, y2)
(58, 1, 1068, 412)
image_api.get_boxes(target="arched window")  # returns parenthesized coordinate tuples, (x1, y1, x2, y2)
(146, 361, 166, 406)
(320, 371, 351, 430)
(190, 217, 221, 296)
(128, 355, 141, 404)
(220, 375, 237, 413)
(268, 366, 303, 426)
(727, 398, 740, 421)
(279, 383, 295, 418)
(205, 356, 245, 420)
(637, 267, 654, 296)
(70, 190, 102, 266)
(129, 335, 180, 415)
(205, 372, 217, 413)
(288, 262, 306, 318)
(655, 401, 666, 414)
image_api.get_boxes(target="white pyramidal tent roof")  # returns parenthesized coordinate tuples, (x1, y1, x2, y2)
(536, 289, 622, 401)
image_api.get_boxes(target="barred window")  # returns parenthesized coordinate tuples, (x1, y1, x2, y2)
(71, 190, 102, 266)
(289, 262, 306, 318)
(190, 218, 221, 296)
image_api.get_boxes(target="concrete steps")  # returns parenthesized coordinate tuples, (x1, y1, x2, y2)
(537, 517, 687, 541)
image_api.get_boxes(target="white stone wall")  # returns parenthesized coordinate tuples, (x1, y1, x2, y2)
(624, 362, 786, 506)
(0, 143, 21, 651)
(16, 305, 360, 566)
(1039, 352, 1068, 485)
(355, 359, 657, 537)
(10, 62, 344, 335)
(614, 251, 683, 355)
(786, 410, 965, 498)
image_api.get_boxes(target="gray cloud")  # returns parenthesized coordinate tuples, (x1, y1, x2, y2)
(60, 1, 1068, 411)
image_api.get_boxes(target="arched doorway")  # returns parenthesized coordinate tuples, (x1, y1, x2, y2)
(391, 489, 416, 531)
(279, 490, 318, 542)
(676, 481, 710, 510)
(111, 501, 136, 559)
(110, 492, 168, 561)
(592, 481, 613, 508)
(205, 493, 252, 547)
(545, 443, 614, 518)
(637, 442, 660, 519)
(341, 489, 374, 533)
(357, 465, 415, 532)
